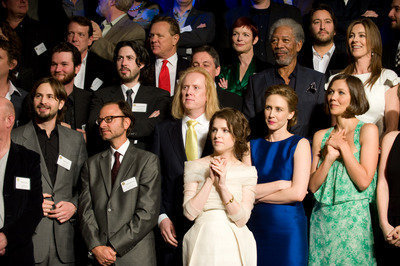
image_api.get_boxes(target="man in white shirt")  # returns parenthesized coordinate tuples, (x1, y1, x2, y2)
(152, 67, 219, 266)
(90, 0, 145, 61)
(147, 16, 190, 96)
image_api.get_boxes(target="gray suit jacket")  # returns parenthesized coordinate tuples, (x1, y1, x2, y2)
(79, 142, 160, 265)
(11, 122, 87, 264)
(90, 15, 145, 61)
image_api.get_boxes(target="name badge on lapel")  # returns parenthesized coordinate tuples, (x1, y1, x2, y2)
(121, 177, 137, 192)
(34, 43, 47, 56)
(132, 103, 147, 113)
(15, 177, 30, 190)
(57, 155, 72, 170)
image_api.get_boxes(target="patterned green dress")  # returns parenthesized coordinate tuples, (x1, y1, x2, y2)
(309, 121, 377, 265)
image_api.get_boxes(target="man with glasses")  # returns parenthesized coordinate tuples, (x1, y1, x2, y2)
(11, 77, 87, 265)
(79, 100, 160, 266)
(88, 40, 170, 154)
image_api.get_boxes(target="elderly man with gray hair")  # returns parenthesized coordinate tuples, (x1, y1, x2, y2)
(243, 18, 328, 139)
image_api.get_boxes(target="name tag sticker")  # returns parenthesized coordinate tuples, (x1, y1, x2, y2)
(91, 78, 103, 91)
(57, 155, 72, 170)
(132, 103, 147, 113)
(15, 177, 30, 190)
(34, 43, 47, 56)
(181, 25, 192, 33)
(121, 177, 137, 192)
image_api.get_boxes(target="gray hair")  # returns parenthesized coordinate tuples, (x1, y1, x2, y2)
(269, 18, 305, 43)
(115, 0, 133, 12)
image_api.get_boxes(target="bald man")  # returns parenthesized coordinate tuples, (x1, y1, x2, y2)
(0, 97, 42, 266)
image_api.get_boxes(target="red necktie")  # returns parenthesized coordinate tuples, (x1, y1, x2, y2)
(111, 152, 121, 186)
(159, 60, 171, 93)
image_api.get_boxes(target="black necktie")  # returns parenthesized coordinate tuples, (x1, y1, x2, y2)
(126, 89, 133, 108)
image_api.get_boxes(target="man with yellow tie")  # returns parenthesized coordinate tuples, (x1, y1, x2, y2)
(152, 67, 220, 266)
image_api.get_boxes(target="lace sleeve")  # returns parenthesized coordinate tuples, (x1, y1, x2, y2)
(183, 181, 202, 221)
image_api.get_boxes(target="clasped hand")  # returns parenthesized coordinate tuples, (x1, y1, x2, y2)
(209, 156, 227, 188)
(324, 129, 348, 160)
(43, 193, 76, 223)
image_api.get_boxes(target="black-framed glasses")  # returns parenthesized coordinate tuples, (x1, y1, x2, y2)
(96, 116, 126, 125)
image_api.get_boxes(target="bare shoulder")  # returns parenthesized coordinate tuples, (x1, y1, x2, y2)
(360, 123, 379, 137)
(312, 128, 329, 146)
(382, 131, 400, 149)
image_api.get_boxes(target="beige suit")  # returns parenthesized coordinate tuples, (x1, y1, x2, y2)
(78, 142, 160, 265)
(11, 122, 87, 264)
(90, 15, 145, 61)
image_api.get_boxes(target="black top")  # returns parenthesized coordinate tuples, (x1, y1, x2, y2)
(386, 133, 400, 224)
(64, 92, 76, 129)
(272, 64, 298, 89)
(249, 7, 271, 63)
(34, 123, 59, 185)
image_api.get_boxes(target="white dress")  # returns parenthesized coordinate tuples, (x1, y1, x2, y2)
(182, 160, 257, 266)
(327, 69, 400, 134)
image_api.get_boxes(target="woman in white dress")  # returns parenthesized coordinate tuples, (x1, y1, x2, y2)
(182, 108, 257, 266)
(330, 18, 399, 136)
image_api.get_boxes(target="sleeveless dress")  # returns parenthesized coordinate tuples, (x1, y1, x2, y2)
(309, 121, 377, 265)
(248, 135, 308, 266)
(182, 161, 257, 266)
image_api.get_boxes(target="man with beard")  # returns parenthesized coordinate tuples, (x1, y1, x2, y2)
(299, 4, 347, 78)
(383, 0, 400, 76)
(88, 40, 170, 154)
(243, 18, 327, 139)
(50, 42, 92, 132)
(11, 77, 87, 265)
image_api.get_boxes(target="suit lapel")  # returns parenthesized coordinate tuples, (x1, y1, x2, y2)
(22, 122, 53, 188)
(133, 85, 148, 103)
(169, 120, 187, 162)
(99, 150, 112, 197)
(3, 143, 18, 196)
(110, 144, 136, 196)
(53, 125, 72, 190)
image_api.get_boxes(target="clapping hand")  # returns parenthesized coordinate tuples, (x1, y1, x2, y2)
(210, 156, 227, 188)
(327, 129, 347, 150)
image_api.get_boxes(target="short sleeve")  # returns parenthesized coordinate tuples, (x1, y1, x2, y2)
(381, 69, 400, 92)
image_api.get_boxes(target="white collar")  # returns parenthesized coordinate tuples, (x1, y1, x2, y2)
(156, 53, 178, 67)
(121, 82, 140, 94)
(183, 113, 208, 126)
(312, 43, 335, 57)
(110, 139, 130, 157)
(7, 80, 21, 97)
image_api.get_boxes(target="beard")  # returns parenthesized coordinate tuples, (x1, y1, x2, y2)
(54, 71, 75, 85)
(118, 68, 140, 84)
(312, 30, 335, 46)
(273, 50, 297, 66)
(34, 105, 58, 123)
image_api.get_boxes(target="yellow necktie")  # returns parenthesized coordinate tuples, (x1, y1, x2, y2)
(185, 120, 198, 161)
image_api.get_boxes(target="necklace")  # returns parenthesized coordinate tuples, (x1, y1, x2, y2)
(129, 2, 143, 12)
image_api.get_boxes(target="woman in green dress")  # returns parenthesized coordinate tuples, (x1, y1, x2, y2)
(309, 74, 379, 265)
(218, 17, 267, 96)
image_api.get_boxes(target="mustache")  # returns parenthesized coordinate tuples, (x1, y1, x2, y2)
(36, 104, 50, 109)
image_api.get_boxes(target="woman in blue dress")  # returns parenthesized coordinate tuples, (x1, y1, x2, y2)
(246, 84, 311, 266)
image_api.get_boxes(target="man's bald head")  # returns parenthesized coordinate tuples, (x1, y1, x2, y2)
(0, 97, 15, 130)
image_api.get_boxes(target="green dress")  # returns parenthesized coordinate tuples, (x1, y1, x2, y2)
(309, 121, 377, 265)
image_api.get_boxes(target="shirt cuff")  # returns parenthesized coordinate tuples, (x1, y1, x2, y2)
(158, 213, 168, 226)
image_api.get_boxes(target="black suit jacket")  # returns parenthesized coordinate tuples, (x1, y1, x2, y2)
(142, 55, 191, 90)
(152, 119, 212, 238)
(0, 142, 42, 266)
(299, 44, 348, 81)
(383, 39, 400, 77)
(10, 87, 28, 128)
(243, 64, 327, 138)
(167, 8, 216, 57)
(88, 84, 171, 153)
(66, 87, 92, 130)
(84, 52, 115, 91)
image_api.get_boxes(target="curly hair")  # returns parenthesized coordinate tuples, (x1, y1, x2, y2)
(209, 108, 250, 161)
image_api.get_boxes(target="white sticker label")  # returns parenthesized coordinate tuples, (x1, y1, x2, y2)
(15, 177, 30, 190)
(91, 78, 103, 91)
(34, 43, 47, 56)
(132, 103, 147, 113)
(121, 177, 137, 192)
(57, 155, 72, 170)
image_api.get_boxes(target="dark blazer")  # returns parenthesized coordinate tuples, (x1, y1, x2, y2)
(243, 64, 327, 138)
(84, 52, 115, 91)
(299, 44, 348, 81)
(223, 2, 302, 64)
(79, 143, 160, 265)
(90, 15, 146, 61)
(10, 86, 28, 128)
(0, 142, 42, 266)
(68, 87, 92, 130)
(11, 122, 87, 264)
(88, 84, 171, 153)
(383, 39, 400, 77)
(167, 8, 216, 57)
(217, 88, 243, 111)
(143, 55, 191, 89)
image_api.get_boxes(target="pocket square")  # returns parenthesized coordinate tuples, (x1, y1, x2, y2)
(307, 82, 317, 94)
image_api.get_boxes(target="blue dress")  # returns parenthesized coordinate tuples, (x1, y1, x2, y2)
(248, 136, 308, 266)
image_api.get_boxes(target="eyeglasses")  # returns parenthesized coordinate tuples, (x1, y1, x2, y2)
(96, 116, 126, 125)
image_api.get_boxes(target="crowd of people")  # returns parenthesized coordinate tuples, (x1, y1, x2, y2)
(1, 0, 400, 265)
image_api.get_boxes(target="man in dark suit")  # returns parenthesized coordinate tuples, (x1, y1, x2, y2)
(90, 0, 145, 61)
(11, 77, 87, 265)
(88, 40, 171, 154)
(50, 42, 92, 131)
(145, 16, 191, 95)
(153, 67, 218, 266)
(299, 4, 347, 79)
(167, 0, 215, 59)
(223, 0, 302, 64)
(0, 97, 42, 266)
(79, 100, 160, 266)
(243, 18, 327, 139)
(66, 16, 114, 92)
(383, 0, 400, 76)
(191, 45, 243, 111)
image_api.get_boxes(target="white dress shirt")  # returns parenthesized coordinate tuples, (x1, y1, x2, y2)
(74, 52, 88, 89)
(312, 44, 335, 74)
(110, 139, 130, 167)
(5, 81, 22, 101)
(155, 53, 178, 96)
(121, 82, 141, 104)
